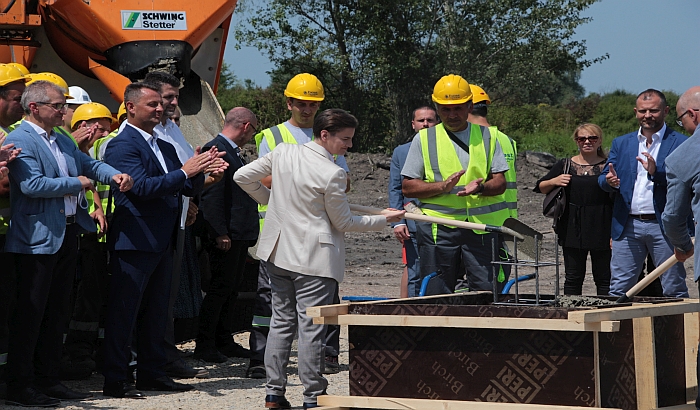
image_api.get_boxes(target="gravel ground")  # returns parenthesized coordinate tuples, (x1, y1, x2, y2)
(57, 331, 350, 409)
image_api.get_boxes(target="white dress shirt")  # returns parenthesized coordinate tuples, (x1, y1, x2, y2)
(26, 121, 77, 215)
(630, 124, 665, 215)
(154, 119, 194, 165)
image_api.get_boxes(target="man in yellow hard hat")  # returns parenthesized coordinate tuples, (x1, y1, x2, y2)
(62, 102, 117, 378)
(402, 74, 510, 294)
(0, 63, 27, 398)
(467, 84, 518, 218)
(246, 73, 349, 378)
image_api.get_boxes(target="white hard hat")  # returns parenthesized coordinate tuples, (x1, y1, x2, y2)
(68, 86, 91, 105)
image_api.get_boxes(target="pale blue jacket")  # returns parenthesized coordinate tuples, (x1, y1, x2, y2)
(5, 120, 119, 254)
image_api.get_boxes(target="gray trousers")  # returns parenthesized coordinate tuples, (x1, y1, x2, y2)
(265, 262, 335, 405)
(609, 217, 688, 298)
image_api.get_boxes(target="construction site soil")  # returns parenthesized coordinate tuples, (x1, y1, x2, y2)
(54, 151, 699, 409)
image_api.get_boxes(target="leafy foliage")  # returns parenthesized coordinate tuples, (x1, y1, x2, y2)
(233, 0, 607, 151)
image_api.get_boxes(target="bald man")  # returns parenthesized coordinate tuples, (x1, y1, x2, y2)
(661, 86, 700, 410)
(194, 108, 259, 362)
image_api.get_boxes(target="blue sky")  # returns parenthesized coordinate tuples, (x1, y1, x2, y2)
(223, 0, 700, 96)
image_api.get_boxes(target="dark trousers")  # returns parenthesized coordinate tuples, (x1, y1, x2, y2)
(249, 260, 340, 362)
(7, 224, 80, 389)
(64, 234, 109, 360)
(196, 239, 248, 348)
(249, 260, 272, 363)
(163, 227, 186, 364)
(416, 222, 510, 293)
(102, 245, 173, 383)
(562, 247, 611, 295)
(0, 236, 17, 383)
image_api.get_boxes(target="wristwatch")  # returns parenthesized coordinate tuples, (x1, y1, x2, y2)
(475, 183, 485, 195)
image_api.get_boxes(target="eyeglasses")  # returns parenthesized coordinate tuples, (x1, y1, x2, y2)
(35, 102, 67, 112)
(247, 122, 258, 133)
(676, 109, 699, 126)
(575, 135, 599, 143)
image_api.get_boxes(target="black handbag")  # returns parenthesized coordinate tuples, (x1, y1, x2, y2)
(542, 159, 571, 227)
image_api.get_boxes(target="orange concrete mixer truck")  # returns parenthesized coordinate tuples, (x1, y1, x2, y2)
(0, 0, 236, 146)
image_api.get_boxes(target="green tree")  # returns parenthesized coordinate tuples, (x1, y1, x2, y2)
(235, 0, 607, 151)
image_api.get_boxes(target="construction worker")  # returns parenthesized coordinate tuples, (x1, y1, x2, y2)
(402, 74, 510, 294)
(62, 102, 116, 378)
(247, 73, 349, 378)
(62, 86, 95, 153)
(468, 84, 517, 218)
(0, 63, 28, 398)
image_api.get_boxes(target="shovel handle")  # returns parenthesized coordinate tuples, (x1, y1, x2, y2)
(349, 204, 524, 240)
(616, 254, 680, 303)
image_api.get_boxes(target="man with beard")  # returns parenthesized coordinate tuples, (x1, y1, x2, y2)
(5, 80, 132, 406)
(599, 89, 689, 298)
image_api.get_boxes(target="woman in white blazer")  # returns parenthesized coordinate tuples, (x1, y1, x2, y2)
(234, 109, 404, 410)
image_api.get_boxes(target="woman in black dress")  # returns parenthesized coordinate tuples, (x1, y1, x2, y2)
(535, 123, 613, 295)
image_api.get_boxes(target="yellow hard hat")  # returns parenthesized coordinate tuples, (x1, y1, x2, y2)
(284, 73, 324, 101)
(432, 74, 472, 105)
(117, 102, 127, 122)
(0, 64, 29, 87)
(71, 102, 116, 129)
(5, 63, 29, 76)
(26, 72, 73, 99)
(469, 84, 490, 105)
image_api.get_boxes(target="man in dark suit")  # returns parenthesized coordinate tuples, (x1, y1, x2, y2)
(599, 89, 689, 298)
(194, 107, 259, 362)
(102, 82, 225, 399)
(4, 80, 132, 407)
(389, 106, 437, 298)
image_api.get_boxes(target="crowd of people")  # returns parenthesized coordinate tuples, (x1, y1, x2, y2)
(0, 63, 699, 410)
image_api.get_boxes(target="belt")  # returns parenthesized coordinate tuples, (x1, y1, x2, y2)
(66, 215, 76, 225)
(630, 214, 656, 221)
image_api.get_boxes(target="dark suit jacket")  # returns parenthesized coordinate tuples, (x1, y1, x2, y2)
(599, 126, 689, 240)
(104, 123, 204, 253)
(200, 134, 258, 242)
(389, 141, 416, 232)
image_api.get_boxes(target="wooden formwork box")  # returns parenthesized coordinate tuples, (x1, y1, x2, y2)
(308, 293, 700, 410)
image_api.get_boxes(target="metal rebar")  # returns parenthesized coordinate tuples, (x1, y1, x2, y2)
(535, 235, 540, 305)
(514, 238, 519, 304)
(492, 236, 497, 304)
(554, 232, 560, 297)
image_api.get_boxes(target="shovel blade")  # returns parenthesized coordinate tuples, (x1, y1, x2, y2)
(502, 218, 543, 261)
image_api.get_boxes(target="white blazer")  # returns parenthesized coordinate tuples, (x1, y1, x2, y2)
(234, 141, 386, 282)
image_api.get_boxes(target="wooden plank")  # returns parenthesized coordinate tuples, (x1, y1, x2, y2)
(656, 405, 697, 410)
(313, 314, 620, 332)
(633, 316, 657, 409)
(685, 312, 699, 403)
(307, 303, 348, 318)
(568, 301, 700, 323)
(308, 292, 492, 318)
(317, 395, 623, 409)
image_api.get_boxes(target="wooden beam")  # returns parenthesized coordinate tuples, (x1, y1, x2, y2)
(685, 312, 699, 403)
(633, 316, 657, 409)
(317, 395, 623, 409)
(567, 301, 700, 323)
(594, 332, 602, 406)
(313, 314, 620, 332)
(306, 303, 348, 318)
